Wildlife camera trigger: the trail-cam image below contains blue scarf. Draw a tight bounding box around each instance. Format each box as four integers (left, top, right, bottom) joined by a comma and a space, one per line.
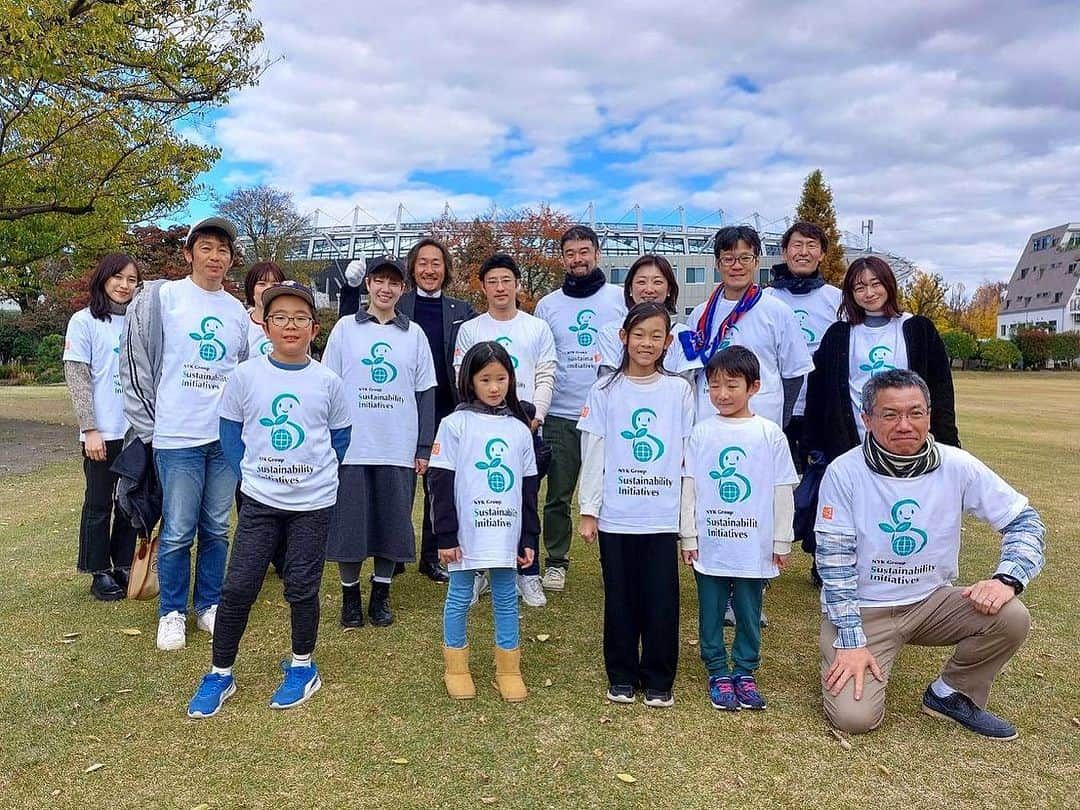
679, 283, 762, 363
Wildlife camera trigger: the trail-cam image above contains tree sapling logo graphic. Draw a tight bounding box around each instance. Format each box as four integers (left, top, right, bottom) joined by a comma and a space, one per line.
188, 316, 227, 361
709, 446, 751, 503
793, 309, 815, 343
475, 437, 514, 493
619, 408, 665, 462
859, 345, 896, 375
259, 394, 306, 451
495, 336, 519, 368
878, 498, 928, 557
362, 341, 398, 384
568, 309, 598, 347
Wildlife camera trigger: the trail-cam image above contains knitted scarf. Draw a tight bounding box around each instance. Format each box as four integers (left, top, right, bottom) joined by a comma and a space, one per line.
679, 283, 762, 363
770, 263, 825, 294
562, 268, 607, 299
862, 431, 941, 478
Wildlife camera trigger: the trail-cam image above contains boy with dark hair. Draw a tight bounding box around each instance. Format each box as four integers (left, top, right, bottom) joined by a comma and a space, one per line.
187, 281, 352, 717
681, 346, 798, 712
322, 258, 437, 627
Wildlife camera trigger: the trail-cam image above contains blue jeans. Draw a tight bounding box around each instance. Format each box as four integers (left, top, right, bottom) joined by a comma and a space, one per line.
444, 568, 518, 649
155, 441, 236, 617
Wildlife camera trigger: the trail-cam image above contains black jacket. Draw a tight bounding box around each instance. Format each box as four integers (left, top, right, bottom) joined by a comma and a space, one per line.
111, 438, 162, 538
803, 315, 959, 462
395, 291, 477, 403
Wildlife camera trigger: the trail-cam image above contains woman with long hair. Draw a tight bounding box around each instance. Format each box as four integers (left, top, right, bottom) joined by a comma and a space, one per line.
63, 253, 142, 600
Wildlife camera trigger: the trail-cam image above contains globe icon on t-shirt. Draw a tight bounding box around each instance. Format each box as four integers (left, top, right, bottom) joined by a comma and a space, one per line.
892, 533, 919, 557
487, 469, 507, 493
633, 439, 655, 462
271, 427, 293, 451
199, 343, 217, 361
371, 365, 389, 384
719, 480, 741, 503
577, 331, 593, 347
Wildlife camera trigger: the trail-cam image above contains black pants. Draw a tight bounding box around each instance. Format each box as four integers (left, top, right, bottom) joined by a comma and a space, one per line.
78, 439, 136, 573
418, 472, 439, 567
212, 497, 333, 669
783, 415, 807, 475
598, 531, 680, 691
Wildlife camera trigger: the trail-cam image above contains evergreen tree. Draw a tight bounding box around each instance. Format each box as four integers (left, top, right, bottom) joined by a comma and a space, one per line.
795, 169, 846, 285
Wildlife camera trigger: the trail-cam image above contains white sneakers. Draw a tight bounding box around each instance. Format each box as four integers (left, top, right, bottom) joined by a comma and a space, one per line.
517, 575, 547, 607
156, 604, 218, 651
541, 567, 566, 592
156, 611, 186, 651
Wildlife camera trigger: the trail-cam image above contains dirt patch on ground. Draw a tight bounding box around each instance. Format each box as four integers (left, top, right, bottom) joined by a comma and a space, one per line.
0, 418, 76, 476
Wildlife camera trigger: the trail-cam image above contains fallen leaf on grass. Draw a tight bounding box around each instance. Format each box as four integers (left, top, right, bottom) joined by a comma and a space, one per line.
599, 716, 612, 724
593, 748, 603, 758
60, 638, 78, 645
84, 763, 105, 774
828, 728, 852, 750
687, 639, 698, 646
118, 628, 141, 636
62, 632, 80, 639
116, 689, 133, 695
192, 804, 210, 810
535, 634, 550, 642
734, 775, 747, 787
616, 773, 636, 784
50, 790, 61, 798
480, 798, 498, 805
1072, 717, 1080, 728
390, 757, 409, 765
1034, 671, 1045, 679
876, 764, 892, 777
543, 678, 552, 687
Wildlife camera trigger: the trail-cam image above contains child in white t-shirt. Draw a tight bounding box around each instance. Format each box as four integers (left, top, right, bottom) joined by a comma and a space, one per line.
187, 281, 352, 719
429, 341, 539, 702
578, 303, 695, 708
683, 345, 797, 712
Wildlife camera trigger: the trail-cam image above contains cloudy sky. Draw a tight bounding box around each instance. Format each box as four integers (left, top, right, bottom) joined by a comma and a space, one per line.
179, 0, 1080, 288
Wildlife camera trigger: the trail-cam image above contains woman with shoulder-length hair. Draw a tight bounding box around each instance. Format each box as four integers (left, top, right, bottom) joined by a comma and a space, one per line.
804, 256, 959, 464
63, 253, 142, 601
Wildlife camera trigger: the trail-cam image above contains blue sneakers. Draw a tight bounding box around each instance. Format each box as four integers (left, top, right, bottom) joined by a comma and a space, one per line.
270, 661, 322, 710
606, 684, 636, 703
733, 675, 767, 710
708, 676, 739, 711
921, 686, 1018, 740
187, 673, 236, 719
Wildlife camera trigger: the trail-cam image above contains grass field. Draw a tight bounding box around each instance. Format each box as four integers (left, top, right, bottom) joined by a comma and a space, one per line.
0, 374, 1076, 809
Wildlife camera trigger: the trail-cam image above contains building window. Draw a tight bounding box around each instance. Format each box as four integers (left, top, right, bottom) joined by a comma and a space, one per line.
1004, 299, 1010, 309
1020, 268, 1028, 279
1055, 292, 1063, 303
1001, 325, 1007, 337
684, 306, 694, 316
714, 267, 722, 283
685, 266, 705, 284
609, 267, 628, 284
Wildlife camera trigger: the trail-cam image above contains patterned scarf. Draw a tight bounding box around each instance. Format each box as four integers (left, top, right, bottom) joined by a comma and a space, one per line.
679, 283, 762, 363
862, 431, 941, 478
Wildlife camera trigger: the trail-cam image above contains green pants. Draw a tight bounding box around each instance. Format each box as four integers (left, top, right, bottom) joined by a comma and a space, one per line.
694, 571, 765, 677
541, 415, 581, 571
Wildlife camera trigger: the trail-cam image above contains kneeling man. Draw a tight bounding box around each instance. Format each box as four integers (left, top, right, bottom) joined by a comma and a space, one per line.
815, 369, 1044, 739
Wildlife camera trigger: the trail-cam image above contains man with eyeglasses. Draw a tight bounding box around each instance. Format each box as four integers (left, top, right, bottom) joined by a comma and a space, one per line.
816, 369, 1044, 740
682, 226, 812, 429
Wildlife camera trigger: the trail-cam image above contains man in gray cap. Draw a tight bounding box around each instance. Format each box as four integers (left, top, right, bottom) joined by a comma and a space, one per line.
121, 216, 250, 652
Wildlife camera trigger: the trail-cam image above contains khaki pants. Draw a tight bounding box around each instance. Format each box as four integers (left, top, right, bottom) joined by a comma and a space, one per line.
820, 586, 1030, 734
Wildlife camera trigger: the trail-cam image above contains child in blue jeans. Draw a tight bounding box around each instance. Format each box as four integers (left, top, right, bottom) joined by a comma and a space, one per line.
428, 341, 539, 702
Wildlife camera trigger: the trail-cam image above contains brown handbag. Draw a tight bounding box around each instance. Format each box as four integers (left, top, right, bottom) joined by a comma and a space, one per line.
127, 533, 160, 600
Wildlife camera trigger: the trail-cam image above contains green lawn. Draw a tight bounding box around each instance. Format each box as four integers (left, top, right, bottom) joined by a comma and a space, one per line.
0, 373, 1076, 809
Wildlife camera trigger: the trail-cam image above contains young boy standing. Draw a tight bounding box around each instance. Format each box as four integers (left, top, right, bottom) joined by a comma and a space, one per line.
187, 281, 352, 717
682, 346, 798, 711
322, 258, 437, 628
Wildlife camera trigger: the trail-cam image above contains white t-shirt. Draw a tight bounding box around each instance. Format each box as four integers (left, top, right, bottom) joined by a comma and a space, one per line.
322, 316, 437, 467
595, 320, 697, 375
453, 311, 557, 401
219, 356, 351, 511
534, 285, 627, 419
245, 313, 273, 360
815, 445, 1029, 608
577, 374, 694, 534
153, 277, 248, 449
429, 410, 538, 571
765, 284, 841, 416
686, 293, 813, 426
688, 414, 799, 578
849, 314, 912, 439
63, 308, 127, 442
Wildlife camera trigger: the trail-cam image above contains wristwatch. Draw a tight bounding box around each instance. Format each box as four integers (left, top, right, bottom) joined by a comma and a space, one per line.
992, 573, 1024, 595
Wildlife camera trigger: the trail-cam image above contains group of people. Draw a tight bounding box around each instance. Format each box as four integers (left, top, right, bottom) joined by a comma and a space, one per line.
62, 217, 1045, 740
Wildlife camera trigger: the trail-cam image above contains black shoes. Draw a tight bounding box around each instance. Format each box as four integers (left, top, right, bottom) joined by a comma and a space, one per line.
340, 584, 365, 628
368, 579, 394, 626
921, 686, 1018, 740
419, 560, 450, 583
91, 571, 125, 602
111, 567, 130, 593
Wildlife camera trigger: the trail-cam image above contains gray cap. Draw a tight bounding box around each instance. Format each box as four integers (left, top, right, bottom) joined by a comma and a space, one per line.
186, 216, 238, 248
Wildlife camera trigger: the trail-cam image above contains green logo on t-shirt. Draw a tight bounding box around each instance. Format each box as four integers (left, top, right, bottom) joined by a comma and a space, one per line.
258, 393, 306, 451
619, 408, 665, 462
257, 339, 272, 355
709, 445, 751, 503
878, 499, 928, 557
718, 324, 740, 351
495, 336, 519, 368
793, 309, 815, 343
569, 309, 597, 347
859, 345, 896, 375
362, 341, 398, 385
188, 316, 227, 361
113, 335, 121, 355
475, 437, 515, 493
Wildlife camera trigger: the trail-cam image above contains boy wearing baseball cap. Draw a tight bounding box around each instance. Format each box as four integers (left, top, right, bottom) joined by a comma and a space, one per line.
188, 281, 352, 717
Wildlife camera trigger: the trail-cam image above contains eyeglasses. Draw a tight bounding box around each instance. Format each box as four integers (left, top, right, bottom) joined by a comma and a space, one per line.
267, 314, 314, 327
718, 254, 758, 267
871, 409, 929, 424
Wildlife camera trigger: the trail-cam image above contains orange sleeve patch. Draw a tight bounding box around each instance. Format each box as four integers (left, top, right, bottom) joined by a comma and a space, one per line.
580, 405, 589, 419
431, 442, 441, 456
821, 505, 833, 521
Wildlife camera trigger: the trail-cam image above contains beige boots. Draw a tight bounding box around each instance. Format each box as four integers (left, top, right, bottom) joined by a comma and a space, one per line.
493, 646, 527, 702
442, 645, 527, 702
442, 645, 476, 699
